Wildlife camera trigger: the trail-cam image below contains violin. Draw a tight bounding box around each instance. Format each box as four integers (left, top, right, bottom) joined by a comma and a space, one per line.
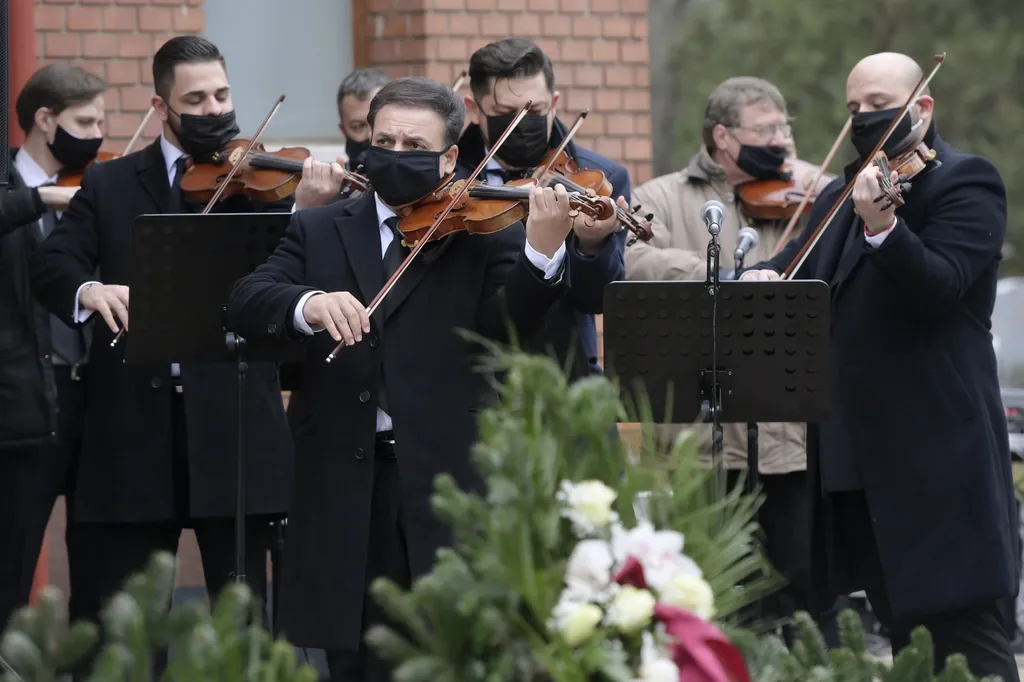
178, 138, 355, 204
173, 95, 367, 211
522, 114, 654, 244
781, 54, 946, 279
56, 151, 119, 187
395, 176, 616, 246
737, 159, 837, 221
325, 100, 538, 362
871, 141, 936, 210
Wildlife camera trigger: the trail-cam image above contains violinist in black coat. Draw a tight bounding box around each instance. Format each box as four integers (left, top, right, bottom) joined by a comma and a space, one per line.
457, 39, 631, 380
29, 37, 293, 631
228, 77, 572, 682
742, 53, 1018, 681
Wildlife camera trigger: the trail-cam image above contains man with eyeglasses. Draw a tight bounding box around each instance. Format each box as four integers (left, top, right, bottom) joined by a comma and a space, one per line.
624, 76, 817, 642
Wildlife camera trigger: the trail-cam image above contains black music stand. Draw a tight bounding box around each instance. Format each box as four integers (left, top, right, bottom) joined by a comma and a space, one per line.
603, 279, 831, 493
124, 212, 303, 598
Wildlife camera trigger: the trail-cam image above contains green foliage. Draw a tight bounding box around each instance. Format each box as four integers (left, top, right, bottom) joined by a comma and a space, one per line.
730, 609, 999, 682
1, 552, 317, 682
667, 0, 1024, 273
363, 341, 779, 682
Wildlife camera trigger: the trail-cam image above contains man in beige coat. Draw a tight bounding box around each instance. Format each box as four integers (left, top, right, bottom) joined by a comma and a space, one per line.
626, 76, 817, 634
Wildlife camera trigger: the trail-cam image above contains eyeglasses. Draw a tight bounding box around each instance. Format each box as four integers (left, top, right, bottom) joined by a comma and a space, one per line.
731, 122, 793, 139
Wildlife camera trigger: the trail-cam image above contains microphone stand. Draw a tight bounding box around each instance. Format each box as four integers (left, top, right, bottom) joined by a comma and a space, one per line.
703, 223, 725, 491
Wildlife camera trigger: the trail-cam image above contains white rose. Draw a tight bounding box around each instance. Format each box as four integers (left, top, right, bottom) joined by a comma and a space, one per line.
660, 573, 716, 620
605, 585, 655, 633
634, 631, 679, 682
557, 480, 619, 537
558, 602, 604, 647
611, 521, 702, 591
564, 540, 616, 603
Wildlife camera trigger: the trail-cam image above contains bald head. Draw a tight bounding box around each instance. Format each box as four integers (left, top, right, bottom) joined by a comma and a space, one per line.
846, 52, 928, 114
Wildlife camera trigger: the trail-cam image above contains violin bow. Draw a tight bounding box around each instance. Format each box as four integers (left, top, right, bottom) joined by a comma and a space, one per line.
452, 70, 469, 92
535, 110, 588, 183
325, 101, 535, 363
123, 106, 155, 157
782, 53, 945, 279
110, 96, 287, 349
200, 94, 286, 214
770, 116, 852, 257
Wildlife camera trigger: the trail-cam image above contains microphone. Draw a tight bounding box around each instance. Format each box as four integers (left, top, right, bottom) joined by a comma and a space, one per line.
701, 200, 725, 236
734, 226, 759, 264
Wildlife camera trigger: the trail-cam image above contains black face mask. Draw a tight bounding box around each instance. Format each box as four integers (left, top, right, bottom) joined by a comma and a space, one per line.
170, 108, 240, 158
49, 125, 103, 170
850, 107, 915, 160
735, 144, 788, 181
362, 146, 446, 207
485, 112, 550, 169
345, 137, 372, 170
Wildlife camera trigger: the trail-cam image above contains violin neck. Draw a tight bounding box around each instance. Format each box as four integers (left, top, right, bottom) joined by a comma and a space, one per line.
249, 153, 305, 174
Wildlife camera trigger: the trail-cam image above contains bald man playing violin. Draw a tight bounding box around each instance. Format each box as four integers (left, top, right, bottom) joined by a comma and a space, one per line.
228, 76, 572, 682
742, 52, 1017, 680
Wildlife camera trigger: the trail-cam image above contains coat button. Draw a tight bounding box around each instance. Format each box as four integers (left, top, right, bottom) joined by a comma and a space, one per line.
358, 390, 370, 403
267, 323, 277, 334
354, 448, 365, 460
150, 377, 162, 388
369, 334, 378, 348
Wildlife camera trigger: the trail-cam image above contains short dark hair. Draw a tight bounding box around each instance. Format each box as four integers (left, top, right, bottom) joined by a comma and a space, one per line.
152, 36, 226, 101
16, 63, 107, 134
468, 38, 555, 101
367, 77, 464, 149
336, 68, 391, 111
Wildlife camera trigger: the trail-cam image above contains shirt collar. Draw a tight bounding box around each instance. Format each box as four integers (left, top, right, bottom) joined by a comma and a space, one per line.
374, 192, 398, 229
160, 134, 186, 179
14, 149, 58, 189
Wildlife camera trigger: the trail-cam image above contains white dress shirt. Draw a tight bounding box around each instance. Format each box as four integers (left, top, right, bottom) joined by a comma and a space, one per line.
74, 135, 187, 376
291, 192, 566, 431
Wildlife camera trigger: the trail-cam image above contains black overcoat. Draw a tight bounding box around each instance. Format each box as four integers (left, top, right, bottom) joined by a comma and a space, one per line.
755, 128, 1018, 622
30, 139, 294, 523
227, 191, 565, 649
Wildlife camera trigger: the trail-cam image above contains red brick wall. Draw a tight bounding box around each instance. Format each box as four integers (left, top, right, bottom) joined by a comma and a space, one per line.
357, 0, 653, 185
33, 0, 205, 152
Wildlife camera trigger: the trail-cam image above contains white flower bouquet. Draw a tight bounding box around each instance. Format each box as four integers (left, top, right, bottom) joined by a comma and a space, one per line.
551, 481, 750, 682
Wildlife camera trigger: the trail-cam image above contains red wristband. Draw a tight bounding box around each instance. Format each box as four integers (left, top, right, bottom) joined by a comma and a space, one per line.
865, 217, 897, 236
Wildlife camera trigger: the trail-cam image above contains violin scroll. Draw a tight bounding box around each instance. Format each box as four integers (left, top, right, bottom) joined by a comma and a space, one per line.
870, 142, 935, 210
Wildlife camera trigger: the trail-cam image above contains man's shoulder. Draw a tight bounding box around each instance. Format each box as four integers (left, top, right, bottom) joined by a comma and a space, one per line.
635, 169, 686, 197
296, 193, 366, 230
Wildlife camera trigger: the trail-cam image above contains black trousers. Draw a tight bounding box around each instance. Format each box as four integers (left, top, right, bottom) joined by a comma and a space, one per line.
326, 440, 411, 682
726, 469, 830, 641
69, 389, 274, 677
0, 366, 86, 629
832, 491, 1019, 681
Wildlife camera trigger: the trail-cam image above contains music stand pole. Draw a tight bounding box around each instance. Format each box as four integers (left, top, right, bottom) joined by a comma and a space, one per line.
124, 212, 305, 617
703, 221, 725, 491
226, 332, 247, 583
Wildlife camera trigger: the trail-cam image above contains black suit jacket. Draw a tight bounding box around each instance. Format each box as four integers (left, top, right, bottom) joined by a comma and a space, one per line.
29, 139, 295, 523
753, 126, 1017, 622
227, 191, 565, 649
0, 153, 62, 448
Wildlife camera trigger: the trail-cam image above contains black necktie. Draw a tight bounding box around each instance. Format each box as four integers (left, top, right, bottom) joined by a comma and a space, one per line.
382, 216, 404, 282
377, 216, 404, 416
170, 156, 189, 212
